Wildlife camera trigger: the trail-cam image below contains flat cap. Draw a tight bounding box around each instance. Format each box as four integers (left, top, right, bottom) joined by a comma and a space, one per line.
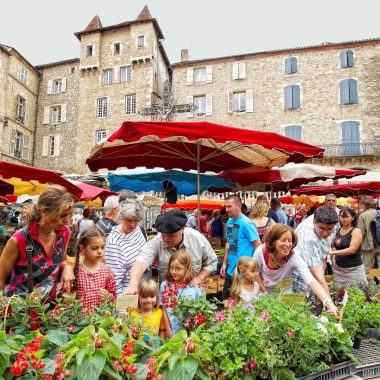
154, 209, 187, 233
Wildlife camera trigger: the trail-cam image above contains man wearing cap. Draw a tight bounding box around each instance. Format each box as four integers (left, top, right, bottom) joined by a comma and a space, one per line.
124, 209, 217, 294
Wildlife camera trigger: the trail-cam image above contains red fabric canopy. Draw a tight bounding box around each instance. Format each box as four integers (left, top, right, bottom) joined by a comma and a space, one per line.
86, 121, 324, 172
75, 182, 116, 202
0, 179, 14, 196
163, 199, 225, 211
291, 182, 380, 198
218, 163, 366, 192
0, 161, 83, 199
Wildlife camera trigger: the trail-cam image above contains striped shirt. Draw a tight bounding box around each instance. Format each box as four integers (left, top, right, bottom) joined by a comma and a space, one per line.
105, 226, 151, 295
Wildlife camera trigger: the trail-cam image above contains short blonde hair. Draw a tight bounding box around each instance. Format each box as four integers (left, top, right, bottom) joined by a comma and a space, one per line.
230, 257, 259, 300
138, 279, 159, 309
249, 200, 270, 219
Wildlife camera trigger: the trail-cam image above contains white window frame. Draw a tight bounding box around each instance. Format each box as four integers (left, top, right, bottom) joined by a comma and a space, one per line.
14, 130, 22, 158
97, 98, 108, 118
51, 106, 62, 124
20, 66, 27, 84
232, 61, 246, 79
86, 44, 94, 57
193, 95, 206, 115
96, 130, 107, 143
113, 42, 121, 55
137, 35, 145, 48
125, 94, 136, 115
193, 67, 206, 83
16, 96, 26, 124
233, 92, 246, 112
120, 66, 132, 82
102, 69, 113, 85
53, 79, 63, 94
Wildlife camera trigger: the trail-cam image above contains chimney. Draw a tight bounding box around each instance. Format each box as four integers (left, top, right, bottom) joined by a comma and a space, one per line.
181, 49, 189, 62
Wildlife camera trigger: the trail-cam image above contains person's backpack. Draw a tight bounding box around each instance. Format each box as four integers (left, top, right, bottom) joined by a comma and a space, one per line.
370, 210, 380, 247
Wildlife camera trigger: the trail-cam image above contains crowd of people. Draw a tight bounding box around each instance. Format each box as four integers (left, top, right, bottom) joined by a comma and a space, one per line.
0, 185, 379, 339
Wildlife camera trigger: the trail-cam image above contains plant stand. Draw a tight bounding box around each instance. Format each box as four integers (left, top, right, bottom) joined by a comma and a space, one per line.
354, 340, 380, 379
297, 361, 357, 380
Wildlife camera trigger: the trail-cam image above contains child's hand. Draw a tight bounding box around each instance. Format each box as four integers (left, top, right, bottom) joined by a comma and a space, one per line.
99, 288, 110, 299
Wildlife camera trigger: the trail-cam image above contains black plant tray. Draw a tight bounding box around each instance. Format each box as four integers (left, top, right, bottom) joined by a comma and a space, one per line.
297, 361, 356, 380
354, 340, 380, 379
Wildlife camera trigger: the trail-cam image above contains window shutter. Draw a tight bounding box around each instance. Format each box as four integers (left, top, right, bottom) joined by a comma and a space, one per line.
341, 121, 360, 155
228, 91, 233, 113
114, 66, 119, 82
54, 135, 61, 156
92, 44, 96, 56
10, 129, 16, 155
61, 78, 67, 92
43, 107, 50, 124
42, 136, 49, 156
340, 51, 348, 68
291, 57, 297, 73
347, 50, 354, 67
349, 79, 358, 103
232, 62, 239, 80
47, 80, 53, 94
22, 134, 30, 160
284, 85, 292, 109
24, 100, 29, 125
206, 94, 213, 116
187, 68, 193, 85
206, 66, 213, 83
239, 62, 246, 79
246, 90, 254, 112
186, 96, 194, 117
61, 104, 67, 122
292, 85, 300, 108
340, 80, 349, 104
285, 58, 292, 74
285, 125, 302, 141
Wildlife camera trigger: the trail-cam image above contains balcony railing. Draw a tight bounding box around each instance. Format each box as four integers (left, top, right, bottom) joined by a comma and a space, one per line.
320, 142, 380, 157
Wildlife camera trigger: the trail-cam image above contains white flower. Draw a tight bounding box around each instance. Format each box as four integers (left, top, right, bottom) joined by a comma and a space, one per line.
320, 316, 329, 324
334, 323, 344, 333
316, 323, 328, 334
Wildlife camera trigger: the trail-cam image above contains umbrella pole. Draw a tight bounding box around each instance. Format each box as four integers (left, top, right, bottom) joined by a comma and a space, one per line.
197, 141, 201, 232
270, 182, 274, 199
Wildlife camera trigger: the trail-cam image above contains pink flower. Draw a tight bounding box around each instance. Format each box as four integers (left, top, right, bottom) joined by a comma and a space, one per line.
245, 303, 254, 310
264, 278, 270, 285
215, 311, 225, 322
260, 310, 270, 322
225, 297, 236, 310
114, 360, 123, 372
287, 329, 296, 337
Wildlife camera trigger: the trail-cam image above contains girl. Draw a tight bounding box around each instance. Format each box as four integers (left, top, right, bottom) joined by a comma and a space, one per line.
131, 280, 166, 339
249, 201, 275, 243
159, 249, 202, 337
74, 227, 116, 308
230, 257, 261, 303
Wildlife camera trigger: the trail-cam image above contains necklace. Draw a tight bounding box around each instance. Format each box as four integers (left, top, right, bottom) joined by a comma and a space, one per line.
270, 253, 286, 269
81, 261, 100, 274
39, 228, 55, 242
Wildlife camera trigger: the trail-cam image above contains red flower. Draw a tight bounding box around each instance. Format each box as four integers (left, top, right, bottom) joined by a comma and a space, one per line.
195, 312, 207, 325
10, 359, 29, 377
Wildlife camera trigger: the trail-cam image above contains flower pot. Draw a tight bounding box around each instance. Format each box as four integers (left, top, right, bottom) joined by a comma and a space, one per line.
353, 337, 362, 349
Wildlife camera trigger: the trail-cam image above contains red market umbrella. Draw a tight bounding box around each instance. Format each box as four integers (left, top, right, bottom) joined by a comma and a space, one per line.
0, 161, 83, 199
74, 182, 116, 202
0, 179, 14, 196
163, 199, 225, 211
291, 182, 380, 198
218, 163, 366, 192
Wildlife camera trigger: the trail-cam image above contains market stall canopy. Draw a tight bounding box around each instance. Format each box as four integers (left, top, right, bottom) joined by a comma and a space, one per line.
218, 163, 366, 192
291, 181, 380, 198
0, 161, 83, 199
86, 121, 325, 173
0, 179, 14, 196
163, 199, 225, 211
107, 168, 234, 196
70, 181, 116, 202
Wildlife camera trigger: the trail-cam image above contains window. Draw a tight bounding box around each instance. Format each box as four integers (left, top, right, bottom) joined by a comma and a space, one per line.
113, 42, 121, 55
340, 50, 354, 68
51, 106, 62, 124
97, 98, 108, 118
125, 95, 136, 114
341, 121, 360, 155
71, 67, 76, 73
16, 96, 26, 124
193, 68, 206, 83
86, 45, 94, 57
233, 92, 246, 112
42, 135, 60, 157
14, 130, 22, 157
10, 129, 30, 159
120, 66, 132, 82
284, 125, 302, 141
284, 85, 300, 109
53, 79, 63, 94
285, 57, 298, 74
96, 130, 107, 143
138, 35, 145, 47
194, 96, 206, 115
340, 79, 358, 104
102, 69, 113, 85
232, 61, 246, 79
49, 136, 56, 156
20, 66, 27, 84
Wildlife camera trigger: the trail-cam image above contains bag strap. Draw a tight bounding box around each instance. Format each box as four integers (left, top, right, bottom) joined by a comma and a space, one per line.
25, 230, 34, 293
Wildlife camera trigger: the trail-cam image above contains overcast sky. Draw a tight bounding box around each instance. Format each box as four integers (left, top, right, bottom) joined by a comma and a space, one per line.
1, 0, 380, 66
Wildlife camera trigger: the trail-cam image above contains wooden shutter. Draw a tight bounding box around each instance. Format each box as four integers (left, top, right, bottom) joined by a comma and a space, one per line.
24, 100, 29, 126
285, 58, 292, 74
42, 136, 49, 156
239, 62, 246, 79
10, 129, 16, 155
347, 50, 354, 67
246, 90, 254, 112
292, 85, 300, 108
114, 66, 119, 82
284, 85, 292, 109
341, 121, 360, 155
61, 78, 67, 92
291, 57, 297, 73
340, 80, 349, 104
340, 51, 348, 68
47, 80, 53, 94
187, 68, 193, 85
349, 79, 358, 103
232, 62, 239, 79
54, 135, 61, 156
228, 91, 233, 113
92, 44, 96, 57
187, 96, 194, 117
61, 104, 67, 122
22, 134, 30, 159
285, 125, 302, 141
206, 66, 213, 83
206, 94, 213, 116
43, 106, 50, 124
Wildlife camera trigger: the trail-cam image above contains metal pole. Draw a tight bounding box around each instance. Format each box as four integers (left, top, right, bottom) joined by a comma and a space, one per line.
196, 141, 201, 232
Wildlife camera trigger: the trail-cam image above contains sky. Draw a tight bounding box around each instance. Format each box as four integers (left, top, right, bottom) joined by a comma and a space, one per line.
1, 0, 380, 66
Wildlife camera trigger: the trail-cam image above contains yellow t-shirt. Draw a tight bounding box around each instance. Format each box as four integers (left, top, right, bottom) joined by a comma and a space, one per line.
131, 308, 165, 336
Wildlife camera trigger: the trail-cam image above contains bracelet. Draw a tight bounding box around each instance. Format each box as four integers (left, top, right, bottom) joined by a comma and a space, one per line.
322, 299, 332, 307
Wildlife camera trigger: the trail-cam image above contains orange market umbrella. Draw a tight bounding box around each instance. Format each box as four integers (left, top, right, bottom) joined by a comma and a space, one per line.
163, 199, 225, 211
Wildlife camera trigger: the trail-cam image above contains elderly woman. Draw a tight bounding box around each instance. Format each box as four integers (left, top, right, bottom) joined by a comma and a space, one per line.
249, 200, 276, 243
105, 199, 151, 295
0, 185, 75, 298
254, 224, 338, 316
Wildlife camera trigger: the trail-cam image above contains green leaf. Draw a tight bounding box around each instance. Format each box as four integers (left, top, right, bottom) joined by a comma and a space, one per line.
77, 325, 95, 340
0, 348, 10, 376
41, 358, 55, 375
45, 329, 70, 346
195, 367, 211, 380
169, 356, 199, 380
102, 361, 122, 380
169, 329, 187, 344
77, 350, 106, 380
76, 348, 87, 367
168, 352, 180, 370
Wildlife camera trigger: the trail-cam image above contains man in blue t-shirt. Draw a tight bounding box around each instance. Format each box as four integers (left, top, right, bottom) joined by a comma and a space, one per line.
220, 194, 261, 299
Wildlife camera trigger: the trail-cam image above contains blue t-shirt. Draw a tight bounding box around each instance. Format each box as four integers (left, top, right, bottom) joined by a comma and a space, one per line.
225, 214, 259, 276
159, 281, 202, 334
276, 209, 288, 224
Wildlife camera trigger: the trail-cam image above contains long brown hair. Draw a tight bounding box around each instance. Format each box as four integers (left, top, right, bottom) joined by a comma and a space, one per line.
230, 257, 259, 300
165, 249, 194, 284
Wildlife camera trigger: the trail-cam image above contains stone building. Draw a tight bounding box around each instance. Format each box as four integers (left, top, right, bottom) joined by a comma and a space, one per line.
172, 41, 380, 172
0, 44, 40, 166
33, 6, 170, 173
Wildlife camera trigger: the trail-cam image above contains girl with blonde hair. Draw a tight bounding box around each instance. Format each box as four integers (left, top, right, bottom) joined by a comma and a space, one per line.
249, 200, 275, 242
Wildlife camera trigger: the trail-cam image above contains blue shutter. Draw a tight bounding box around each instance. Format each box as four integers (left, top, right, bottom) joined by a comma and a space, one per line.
340, 80, 349, 104
349, 79, 358, 103
292, 85, 300, 108
290, 57, 297, 73
340, 51, 348, 68
285, 57, 292, 74
347, 50, 354, 67
284, 85, 292, 109
285, 125, 302, 140
341, 121, 360, 155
